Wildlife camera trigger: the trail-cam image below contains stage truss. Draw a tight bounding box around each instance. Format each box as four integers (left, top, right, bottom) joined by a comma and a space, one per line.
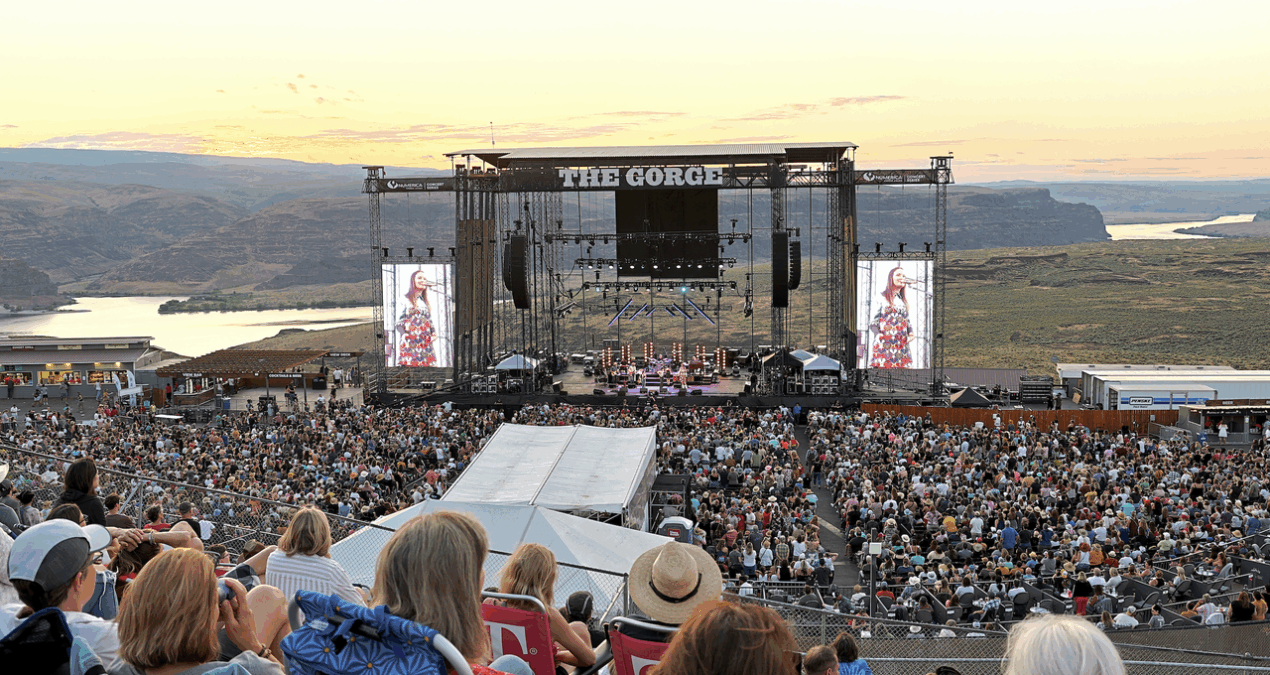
361, 147, 952, 396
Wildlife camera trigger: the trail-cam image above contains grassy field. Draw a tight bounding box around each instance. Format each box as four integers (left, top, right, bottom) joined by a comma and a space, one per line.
236, 238, 1270, 376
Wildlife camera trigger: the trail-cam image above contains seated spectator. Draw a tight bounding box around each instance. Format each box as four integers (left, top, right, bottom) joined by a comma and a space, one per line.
141, 505, 170, 532
1112, 606, 1138, 629
804, 645, 838, 675
1004, 614, 1126, 675
492, 543, 595, 669
111, 548, 286, 675
1148, 605, 1165, 629
563, 591, 605, 648
266, 507, 365, 607
0, 519, 118, 662
103, 494, 132, 529
371, 511, 532, 675
622, 541, 724, 641
53, 458, 107, 527
1230, 592, 1256, 623
651, 601, 797, 675
833, 631, 873, 675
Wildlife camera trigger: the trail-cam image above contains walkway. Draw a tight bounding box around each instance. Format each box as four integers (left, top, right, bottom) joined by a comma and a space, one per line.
793, 423, 858, 592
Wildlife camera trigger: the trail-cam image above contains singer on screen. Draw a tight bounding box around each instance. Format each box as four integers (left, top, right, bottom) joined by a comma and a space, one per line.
394, 270, 439, 367
868, 265, 913, 369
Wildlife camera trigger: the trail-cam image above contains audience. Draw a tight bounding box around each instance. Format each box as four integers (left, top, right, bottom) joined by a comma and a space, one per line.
266, 507, 366, 608
492, 543, 595, 669
803, 645, 838, 675
112, 548, 286, 675
1003, 614, 1126, 675
832, 632, 873, 675
54, 457, 107, 527
371, 510, 531, 675
622, 541, 724, 641
651, 601, 797, 675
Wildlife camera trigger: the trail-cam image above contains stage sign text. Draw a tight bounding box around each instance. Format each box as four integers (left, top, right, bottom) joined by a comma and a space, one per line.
558, 167, 724, 189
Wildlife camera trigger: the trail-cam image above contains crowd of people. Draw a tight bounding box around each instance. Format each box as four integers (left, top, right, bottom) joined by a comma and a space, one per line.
4, 395, 1270, 673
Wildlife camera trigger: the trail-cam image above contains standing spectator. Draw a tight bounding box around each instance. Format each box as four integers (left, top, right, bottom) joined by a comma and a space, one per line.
650, 602, 797, 675
53, 457, 108, 527
103, 494, 133, 529
1005, 615, 1125, 675
1072, 573, 1093, 615
832, 631, 873, 675
266, 508, 365, 608
1230, 592, 1256, 622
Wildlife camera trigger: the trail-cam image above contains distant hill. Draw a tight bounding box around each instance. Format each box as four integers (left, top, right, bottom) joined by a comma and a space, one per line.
1257, 208, 1270, 222
0, 258, 64, 311
974, 179, 1270, 224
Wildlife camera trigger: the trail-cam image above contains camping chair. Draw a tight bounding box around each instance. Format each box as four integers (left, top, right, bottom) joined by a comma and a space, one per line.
0, 607, 104, 675
284, 591, 473, 675
605, 617, 677, 675
481, 592, 556, 675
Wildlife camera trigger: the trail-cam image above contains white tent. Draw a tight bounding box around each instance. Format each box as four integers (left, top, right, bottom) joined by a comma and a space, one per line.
442, 424, 659, 526
494, 354, 539, 371
330, 501, 669, 612
800, 354, 841, 372
790, 349, 815, 361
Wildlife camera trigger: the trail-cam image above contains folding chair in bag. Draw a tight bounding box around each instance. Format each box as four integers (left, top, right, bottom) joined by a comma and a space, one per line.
0, 607, 106, 675
606, 617, 676, 675
283, 590, 473, 675
481, 592, 556, 675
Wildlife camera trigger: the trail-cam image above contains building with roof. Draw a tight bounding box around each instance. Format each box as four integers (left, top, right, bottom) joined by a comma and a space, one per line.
0, 335, 177, 400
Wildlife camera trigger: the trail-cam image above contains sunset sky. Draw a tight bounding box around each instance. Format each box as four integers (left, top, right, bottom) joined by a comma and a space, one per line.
2, 0, 1266, 182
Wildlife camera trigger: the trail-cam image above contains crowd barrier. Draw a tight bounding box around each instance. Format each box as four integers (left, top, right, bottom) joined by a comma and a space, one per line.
860, 404, 1177, 431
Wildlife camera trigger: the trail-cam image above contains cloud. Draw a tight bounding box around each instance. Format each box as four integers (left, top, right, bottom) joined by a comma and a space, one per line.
315, 97, 327, 105
827, 95, 906, 106
304, 119, 648, 145
894, 139, 967, 147
1073, 158, 1127, 163
592, 110, 685, 118
297, 74, 305, 79
286, 83, 298, 93
310, 84, 318, 89
216, 89, 226, 94
24, 131, 207, 153
0, 124, 16, 129
723, 95, 903, 122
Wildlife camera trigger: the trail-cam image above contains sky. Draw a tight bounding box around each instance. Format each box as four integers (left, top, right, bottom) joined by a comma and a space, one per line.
2, 0, 1267, 182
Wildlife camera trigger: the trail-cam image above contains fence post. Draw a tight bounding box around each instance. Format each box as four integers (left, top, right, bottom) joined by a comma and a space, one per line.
819, 611, 826, 645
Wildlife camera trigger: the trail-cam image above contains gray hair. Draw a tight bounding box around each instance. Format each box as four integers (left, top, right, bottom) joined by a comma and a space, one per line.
1004, 615, 1126, 675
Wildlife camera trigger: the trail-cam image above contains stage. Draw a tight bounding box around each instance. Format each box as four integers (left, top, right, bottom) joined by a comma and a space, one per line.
554, 363, 749, 397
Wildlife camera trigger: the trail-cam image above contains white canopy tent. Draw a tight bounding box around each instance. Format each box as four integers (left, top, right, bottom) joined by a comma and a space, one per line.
494, 354, 539, 371
442, 424, 659, 527
799, 354, 841, 372
330, 501, 669, 613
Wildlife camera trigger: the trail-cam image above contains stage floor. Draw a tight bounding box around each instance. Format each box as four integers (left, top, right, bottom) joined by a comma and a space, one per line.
555, 367, 749, 396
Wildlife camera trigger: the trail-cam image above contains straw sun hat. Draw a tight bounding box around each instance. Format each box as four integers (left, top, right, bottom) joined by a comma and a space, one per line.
629, 542, 724, 625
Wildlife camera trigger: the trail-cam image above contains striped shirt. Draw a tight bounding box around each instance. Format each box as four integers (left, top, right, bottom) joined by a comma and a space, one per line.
266, 551, 366, 608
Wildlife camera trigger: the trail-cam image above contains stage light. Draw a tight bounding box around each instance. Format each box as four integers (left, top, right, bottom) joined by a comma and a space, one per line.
652, 264, 658, 269
677, 264, 682, 269
594, 286, 601, 293
730, 281, 737, 289
680, 286, 689, 294
575, 237, 582, 245
608, 264, 614, 270
407, 247, 414, 257
875, 243, 882, 253
925, 242, 932, 253
428, 247, 435, 257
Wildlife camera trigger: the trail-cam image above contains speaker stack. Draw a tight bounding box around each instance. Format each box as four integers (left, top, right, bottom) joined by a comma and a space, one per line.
771, 231, 789, 308
504, 235, 530, 309
789, 240, 801, 290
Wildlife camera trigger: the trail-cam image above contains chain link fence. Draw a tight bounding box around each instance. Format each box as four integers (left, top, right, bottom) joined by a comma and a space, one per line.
2, 444, 630, 623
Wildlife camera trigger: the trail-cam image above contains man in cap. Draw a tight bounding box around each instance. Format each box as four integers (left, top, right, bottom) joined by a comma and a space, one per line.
619, 541, 724, 642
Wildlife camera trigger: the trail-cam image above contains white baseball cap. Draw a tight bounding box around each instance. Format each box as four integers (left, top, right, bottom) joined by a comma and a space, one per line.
9, 520, 111, 591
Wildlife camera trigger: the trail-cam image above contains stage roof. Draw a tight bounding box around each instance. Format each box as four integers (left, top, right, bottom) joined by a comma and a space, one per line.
446, 142, 856, 168
155, 349, 327, 377
441, 423, 657, 515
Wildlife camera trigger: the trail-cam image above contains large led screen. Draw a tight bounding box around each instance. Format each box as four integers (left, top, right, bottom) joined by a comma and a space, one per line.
856, 260, 932, 370
615, 188, 719, 279
382, 263, 454, 368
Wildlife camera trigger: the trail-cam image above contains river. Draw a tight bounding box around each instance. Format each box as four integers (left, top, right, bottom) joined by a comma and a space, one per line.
1104, 213, 1258, 240
0, 296, 372, 356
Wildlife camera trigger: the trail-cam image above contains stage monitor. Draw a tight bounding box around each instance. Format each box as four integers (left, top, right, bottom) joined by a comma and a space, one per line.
382, 263, 454, 368
856, 260, 933, 370
615, 188, 719, 279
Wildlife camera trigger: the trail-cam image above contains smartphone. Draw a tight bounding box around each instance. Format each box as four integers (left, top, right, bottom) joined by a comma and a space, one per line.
217, 580, 233, 602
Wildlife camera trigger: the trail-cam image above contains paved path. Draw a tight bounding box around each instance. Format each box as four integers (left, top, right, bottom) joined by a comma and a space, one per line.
793, 423, 858, 592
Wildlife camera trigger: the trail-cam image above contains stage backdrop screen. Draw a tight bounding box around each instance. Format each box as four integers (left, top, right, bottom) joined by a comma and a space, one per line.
382, 263, 454, 368
856, 260, 932, 370
615, 188, 719, 279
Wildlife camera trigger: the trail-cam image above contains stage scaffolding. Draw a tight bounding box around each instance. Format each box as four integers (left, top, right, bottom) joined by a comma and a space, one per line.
361, 145, 951, 397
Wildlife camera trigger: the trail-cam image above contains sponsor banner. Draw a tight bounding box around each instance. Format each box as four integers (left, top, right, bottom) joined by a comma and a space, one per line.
854, 169, 935, 185
374, 177, 452, 192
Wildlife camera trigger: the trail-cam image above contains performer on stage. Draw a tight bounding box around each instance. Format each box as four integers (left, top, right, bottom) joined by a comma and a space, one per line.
868, 265, 914, 369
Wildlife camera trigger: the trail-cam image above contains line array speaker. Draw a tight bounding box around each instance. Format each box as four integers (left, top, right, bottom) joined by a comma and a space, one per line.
771, 231, 789, 308
789, 240, 802, 290
505, 235, 530, 309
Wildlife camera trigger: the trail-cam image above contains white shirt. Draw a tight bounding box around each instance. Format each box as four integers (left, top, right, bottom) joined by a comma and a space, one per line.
0, 604, 118, 662
266, 551, 366, 609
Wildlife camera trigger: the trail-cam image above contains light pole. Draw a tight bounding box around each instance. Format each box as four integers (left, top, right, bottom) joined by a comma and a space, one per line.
868, 541, 883, 617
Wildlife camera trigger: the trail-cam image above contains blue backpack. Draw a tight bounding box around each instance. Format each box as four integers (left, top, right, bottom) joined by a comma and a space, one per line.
281, 591, 448, 675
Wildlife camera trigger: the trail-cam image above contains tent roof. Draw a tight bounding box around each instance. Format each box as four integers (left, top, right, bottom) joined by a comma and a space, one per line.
800, 354, 841, 371
155, 349, 326, 377
494, 354, 539, 370
330, 501, 669, 597
949, 387, 994, 408
789, 349, 815, 361
762, 350, 806, 369
442, 424, 657, 514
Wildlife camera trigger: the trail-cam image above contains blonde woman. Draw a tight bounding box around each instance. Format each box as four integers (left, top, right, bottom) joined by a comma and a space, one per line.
266, 507, 366, 607
492, 543, 595, 669
372, 511, 532, 675
113, 548, 287, 675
